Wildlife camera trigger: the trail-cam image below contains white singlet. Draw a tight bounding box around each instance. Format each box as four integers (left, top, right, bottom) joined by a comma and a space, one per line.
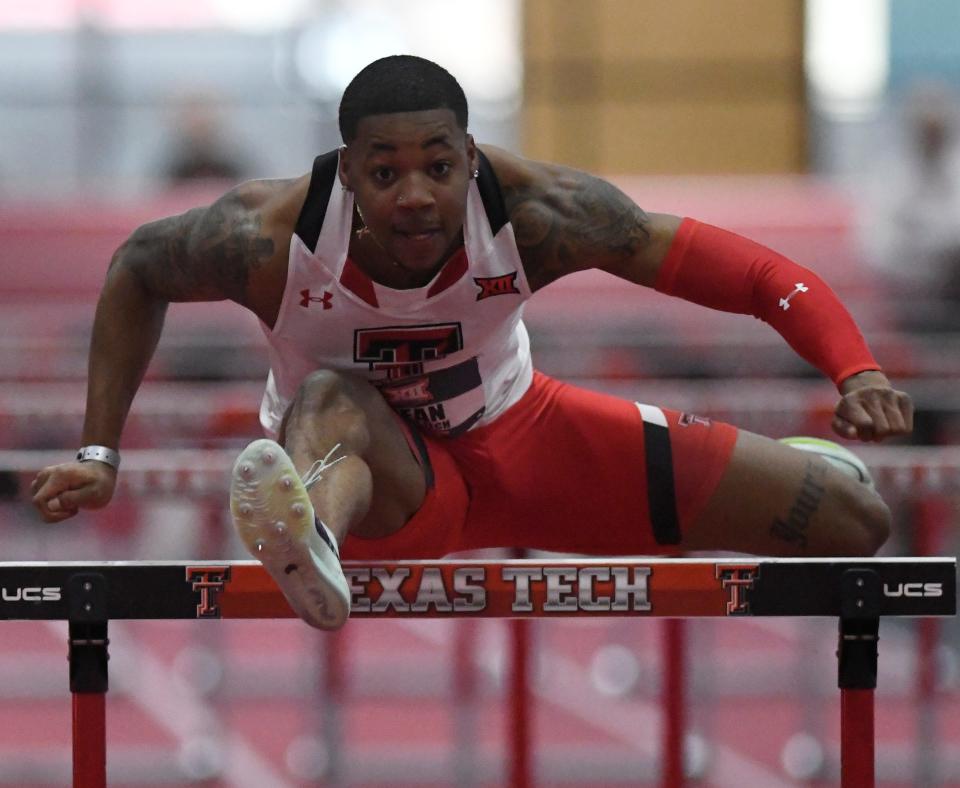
259, 150, 534, 438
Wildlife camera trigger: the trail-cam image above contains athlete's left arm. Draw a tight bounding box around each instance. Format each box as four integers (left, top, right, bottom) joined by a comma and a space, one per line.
491, 147, 912, 442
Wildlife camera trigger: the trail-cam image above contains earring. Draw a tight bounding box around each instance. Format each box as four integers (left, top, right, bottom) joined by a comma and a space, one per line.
473, 169, 479, 178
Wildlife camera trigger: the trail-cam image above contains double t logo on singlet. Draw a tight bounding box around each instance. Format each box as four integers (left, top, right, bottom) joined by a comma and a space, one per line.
355, 323, 464, 368
353, 322, 485, 435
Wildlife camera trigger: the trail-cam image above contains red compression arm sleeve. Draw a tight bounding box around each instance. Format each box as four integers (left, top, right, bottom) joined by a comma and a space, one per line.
654, 218, 880, 385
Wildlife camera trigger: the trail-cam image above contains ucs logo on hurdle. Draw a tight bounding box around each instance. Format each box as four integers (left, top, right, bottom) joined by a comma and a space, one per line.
883, 582, 943, 598
0, 586, 61, 603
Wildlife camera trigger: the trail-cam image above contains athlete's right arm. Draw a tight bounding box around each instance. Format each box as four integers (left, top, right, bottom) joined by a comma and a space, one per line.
31, 179, 294, 523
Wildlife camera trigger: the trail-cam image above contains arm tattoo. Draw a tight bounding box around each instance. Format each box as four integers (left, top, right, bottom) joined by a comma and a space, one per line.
120, 187, 278, 304
769, 460, 827, 550
504, 171, 651, 289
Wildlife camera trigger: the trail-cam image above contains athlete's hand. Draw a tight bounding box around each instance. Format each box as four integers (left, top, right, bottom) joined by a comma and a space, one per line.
30, 461, 117, 523
833, 370, 913, 442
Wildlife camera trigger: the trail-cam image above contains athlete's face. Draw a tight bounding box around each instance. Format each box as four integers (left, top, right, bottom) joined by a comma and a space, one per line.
339, 109, 478, 273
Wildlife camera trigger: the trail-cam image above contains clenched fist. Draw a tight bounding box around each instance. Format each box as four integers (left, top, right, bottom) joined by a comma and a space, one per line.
833, 370, 914, 442
31, 461, 117, 523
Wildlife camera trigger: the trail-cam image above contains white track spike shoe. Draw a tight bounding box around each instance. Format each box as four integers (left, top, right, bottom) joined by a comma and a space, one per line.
230, 439, 350, 630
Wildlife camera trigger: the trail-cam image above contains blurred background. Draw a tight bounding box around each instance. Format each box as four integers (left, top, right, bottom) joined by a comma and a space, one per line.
1, 1, 959, 786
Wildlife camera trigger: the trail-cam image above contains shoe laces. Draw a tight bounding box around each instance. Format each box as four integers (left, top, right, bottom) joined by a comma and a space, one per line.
301, 443, 347, 490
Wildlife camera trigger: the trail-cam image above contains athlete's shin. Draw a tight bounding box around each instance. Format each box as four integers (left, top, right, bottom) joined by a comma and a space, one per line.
282, 370, 379, 543
298, 450, 373, 545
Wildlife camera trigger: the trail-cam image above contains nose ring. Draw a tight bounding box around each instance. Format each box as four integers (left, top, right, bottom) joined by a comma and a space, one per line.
397, 194, 406, 204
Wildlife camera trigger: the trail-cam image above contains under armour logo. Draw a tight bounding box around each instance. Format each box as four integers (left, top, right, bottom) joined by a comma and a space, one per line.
778, 282, 808, 311
300, 289, 333, 309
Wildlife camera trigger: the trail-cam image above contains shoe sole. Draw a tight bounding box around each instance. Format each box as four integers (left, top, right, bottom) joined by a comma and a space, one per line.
230, 438, 350, 630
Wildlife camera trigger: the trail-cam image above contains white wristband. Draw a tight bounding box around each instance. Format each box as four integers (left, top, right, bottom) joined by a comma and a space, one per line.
76, 445, 121, 470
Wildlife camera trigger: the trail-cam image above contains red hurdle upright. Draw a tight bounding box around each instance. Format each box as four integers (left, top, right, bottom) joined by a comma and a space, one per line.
662, 618, 687, 787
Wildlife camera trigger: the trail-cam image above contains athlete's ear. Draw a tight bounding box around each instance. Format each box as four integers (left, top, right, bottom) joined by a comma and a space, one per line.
465, 134, 478, 176
337, 144, 353, 191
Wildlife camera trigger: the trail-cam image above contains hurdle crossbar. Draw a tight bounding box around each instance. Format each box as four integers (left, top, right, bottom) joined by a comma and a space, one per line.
0, 557, 953, 621
0, 558, 955, 788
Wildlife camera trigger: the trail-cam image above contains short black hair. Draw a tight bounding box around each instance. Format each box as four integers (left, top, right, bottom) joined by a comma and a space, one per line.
338, 55, 468, 144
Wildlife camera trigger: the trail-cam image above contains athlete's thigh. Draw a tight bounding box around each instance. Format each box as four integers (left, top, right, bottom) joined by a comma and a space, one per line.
680, 429, 886, 556
459, 375, 735, 555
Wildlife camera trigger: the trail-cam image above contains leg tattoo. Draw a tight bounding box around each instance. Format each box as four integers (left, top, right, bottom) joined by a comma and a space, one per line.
769, 460, 827, 550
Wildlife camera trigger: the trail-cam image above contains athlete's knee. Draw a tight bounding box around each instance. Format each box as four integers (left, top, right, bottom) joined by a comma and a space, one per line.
291, 370, 381, 450
830, 479, 891, 556
854, 487, 892, 555
297, 369, 374, 407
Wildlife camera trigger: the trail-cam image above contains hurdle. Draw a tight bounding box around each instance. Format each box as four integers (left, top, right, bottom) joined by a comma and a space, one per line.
0, 557, 953, 788
5, 447, 960, 784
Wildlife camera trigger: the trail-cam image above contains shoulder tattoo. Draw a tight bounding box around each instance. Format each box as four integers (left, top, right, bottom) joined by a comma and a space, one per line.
503, 171, 650, 289
122, 189, 278, 304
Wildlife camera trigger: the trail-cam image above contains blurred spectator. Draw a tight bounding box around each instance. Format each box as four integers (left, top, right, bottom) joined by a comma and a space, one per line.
159, 91, 249, 185
860, 81, 960, 333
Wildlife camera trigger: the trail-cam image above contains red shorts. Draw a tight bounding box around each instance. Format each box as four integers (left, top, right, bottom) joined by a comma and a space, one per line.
342, 371, 738, 560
